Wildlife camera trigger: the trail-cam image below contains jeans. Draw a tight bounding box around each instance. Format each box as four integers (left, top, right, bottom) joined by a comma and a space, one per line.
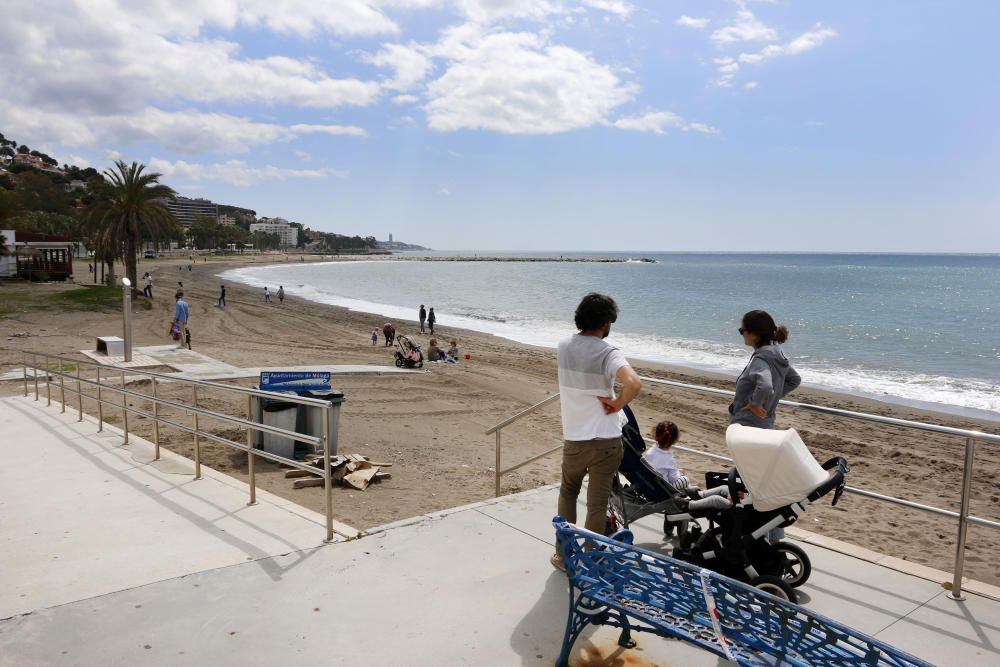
557, 437, 623, 539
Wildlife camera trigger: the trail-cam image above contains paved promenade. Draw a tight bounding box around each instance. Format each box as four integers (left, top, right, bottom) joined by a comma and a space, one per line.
2, 395, 999, 665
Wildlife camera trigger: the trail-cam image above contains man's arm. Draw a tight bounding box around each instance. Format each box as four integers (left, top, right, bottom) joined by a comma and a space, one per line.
598, 364, 641, 414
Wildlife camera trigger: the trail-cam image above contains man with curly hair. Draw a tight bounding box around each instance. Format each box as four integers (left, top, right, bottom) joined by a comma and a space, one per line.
552, 293, 641, 571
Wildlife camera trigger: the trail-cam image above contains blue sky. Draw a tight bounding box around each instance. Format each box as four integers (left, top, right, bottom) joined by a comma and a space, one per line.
3, 1, 998, 252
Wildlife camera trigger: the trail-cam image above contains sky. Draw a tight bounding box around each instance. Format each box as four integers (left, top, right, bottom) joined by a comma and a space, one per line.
2, 0, 999, 252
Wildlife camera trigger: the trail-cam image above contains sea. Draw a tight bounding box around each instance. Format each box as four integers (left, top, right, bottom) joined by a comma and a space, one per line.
220, 252, 1000, 421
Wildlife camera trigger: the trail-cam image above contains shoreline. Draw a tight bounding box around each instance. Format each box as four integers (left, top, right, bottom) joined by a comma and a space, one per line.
221, 258, 1000, 424
2, 253, 999, 585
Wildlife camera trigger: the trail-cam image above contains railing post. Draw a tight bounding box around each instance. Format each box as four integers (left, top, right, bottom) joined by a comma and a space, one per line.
323, 404, 334, 542
22, 353, 28, 397
46, 356, 51, 406
59, 370, 66, 413
120, 369, 129, 445
96, 367, 103, 431
33, 353, 39, 401
246, 394, 256, 505
495, 430, 502, 497
76, 366, 83, 421
151, 376, 160, 459
192, 385, 201, 479
949, 437, 976, 601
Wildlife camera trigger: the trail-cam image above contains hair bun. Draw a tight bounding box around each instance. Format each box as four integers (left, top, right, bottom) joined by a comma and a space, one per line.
773, 325, 789, 343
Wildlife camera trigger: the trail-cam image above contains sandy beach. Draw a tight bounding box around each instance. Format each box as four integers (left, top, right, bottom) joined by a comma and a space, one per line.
2, 254, 999, 585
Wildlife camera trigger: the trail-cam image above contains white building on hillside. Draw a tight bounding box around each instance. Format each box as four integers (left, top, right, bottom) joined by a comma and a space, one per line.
250, 220, 298, 247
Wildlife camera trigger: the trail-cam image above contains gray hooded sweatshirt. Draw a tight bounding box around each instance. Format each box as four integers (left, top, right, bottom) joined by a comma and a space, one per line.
728, 344, 801, 428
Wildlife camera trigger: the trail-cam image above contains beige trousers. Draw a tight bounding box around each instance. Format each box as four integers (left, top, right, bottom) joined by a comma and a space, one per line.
556, 437, 623, 537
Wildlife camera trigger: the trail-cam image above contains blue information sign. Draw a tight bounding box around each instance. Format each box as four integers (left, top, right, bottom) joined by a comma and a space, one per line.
260, 371, 332, 392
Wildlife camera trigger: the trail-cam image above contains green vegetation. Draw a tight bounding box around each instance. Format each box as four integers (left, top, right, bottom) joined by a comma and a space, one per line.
0, 283, 150, 316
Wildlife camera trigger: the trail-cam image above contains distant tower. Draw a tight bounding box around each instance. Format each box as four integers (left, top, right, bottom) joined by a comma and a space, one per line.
389, 233, 393, 243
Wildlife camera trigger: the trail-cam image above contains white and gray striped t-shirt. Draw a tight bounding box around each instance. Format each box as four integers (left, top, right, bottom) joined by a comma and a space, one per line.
557, 334, 628, 441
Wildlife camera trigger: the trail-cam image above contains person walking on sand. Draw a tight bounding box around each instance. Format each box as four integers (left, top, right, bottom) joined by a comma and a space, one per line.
382, 323, 395, 347
278, 286, 284, 304
427, 307, 436, 334
371, 327, 379, 345
729, 309, 801, 543
264, 286, 271, 303
217, 285, 226, 308
174, 292, 189, 350
143, 272, 153, 298
419, 304, 426, 333
552, 293, 641, 572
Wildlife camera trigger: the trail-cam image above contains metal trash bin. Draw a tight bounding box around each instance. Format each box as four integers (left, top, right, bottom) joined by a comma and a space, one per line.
253, 392, 301, 460
298, 390, 345, 457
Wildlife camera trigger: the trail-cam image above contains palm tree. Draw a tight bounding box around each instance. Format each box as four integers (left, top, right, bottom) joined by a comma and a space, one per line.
88, 161, 176, 291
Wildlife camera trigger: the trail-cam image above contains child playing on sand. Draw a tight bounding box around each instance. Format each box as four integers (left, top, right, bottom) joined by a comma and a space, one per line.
185, 327, 192, 350
446, 340, 459, 363
371, 327, 379, 345
645, 420, 732, 512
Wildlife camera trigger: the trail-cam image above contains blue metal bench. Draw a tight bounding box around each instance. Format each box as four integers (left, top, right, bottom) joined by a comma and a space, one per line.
553, 517, 933, 667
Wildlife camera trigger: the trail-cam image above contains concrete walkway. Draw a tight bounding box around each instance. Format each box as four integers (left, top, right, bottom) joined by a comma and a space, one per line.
2, 396, 1000, 665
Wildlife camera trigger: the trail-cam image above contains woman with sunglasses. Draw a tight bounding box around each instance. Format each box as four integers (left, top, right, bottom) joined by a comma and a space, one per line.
729, 310, 802, 429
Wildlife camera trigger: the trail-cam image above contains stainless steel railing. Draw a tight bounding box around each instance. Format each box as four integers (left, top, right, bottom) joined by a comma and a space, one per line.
485, 374, 1000, 601
21, 351, 342, 542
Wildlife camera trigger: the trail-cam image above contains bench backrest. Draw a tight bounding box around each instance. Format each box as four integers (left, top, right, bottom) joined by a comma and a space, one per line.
554, 518, 932, 667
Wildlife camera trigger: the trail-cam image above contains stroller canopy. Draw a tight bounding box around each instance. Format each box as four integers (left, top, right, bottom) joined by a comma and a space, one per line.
725, 424, 829, 512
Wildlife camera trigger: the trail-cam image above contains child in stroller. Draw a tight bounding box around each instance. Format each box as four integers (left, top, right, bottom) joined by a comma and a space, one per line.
644, 419, 734, 519
608, 407, 848, 603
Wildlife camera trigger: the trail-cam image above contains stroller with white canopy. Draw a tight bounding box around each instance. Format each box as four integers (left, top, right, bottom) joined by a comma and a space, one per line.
672, 423, 849, 603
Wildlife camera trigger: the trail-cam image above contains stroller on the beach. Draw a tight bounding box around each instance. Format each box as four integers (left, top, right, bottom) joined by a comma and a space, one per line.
393, 335, 424, 369
607, 406, 848, 603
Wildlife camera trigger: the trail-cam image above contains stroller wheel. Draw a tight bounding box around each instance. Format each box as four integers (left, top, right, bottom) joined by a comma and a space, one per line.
774, 542, 811, 588
750, 575, 797, 604
394, 357, 405, 368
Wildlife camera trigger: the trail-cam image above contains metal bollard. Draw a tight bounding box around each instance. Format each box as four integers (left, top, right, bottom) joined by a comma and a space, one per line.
949, 437, 976, 601
76, 366, 83, 421
323, 404, 333, 542
96, 367, 103, 431
495, 430, 502, 497
192, 385, 201, 479
120, 369, 129, 445
246, 394, 256, 505
151, 376, 160, 459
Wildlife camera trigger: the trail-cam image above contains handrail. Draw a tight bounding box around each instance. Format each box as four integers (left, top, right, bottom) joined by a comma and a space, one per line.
485, 378, 1000, 602
21, 351, 341, 542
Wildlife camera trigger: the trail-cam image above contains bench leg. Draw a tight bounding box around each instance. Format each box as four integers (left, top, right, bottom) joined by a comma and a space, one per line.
557, 589, 589, 667
617, 612, 637, 649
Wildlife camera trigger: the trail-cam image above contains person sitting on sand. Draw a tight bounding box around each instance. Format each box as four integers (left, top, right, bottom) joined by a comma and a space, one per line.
427, 338, 447, 362
644, 420, 732, 514
446, 340, 460, 363
382, 323, 395, 347
371, 327, 379, 345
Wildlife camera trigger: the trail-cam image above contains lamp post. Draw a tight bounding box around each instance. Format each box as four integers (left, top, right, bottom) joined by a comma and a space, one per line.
121, 277, 132, 362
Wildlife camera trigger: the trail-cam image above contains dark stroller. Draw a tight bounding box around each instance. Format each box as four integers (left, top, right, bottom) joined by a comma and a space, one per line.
608, 406, 848, 603
393, 335, 423, 369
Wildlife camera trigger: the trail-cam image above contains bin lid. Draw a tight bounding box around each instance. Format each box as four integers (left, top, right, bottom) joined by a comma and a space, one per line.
254, 389, 302, 411
299, 389, 345, 404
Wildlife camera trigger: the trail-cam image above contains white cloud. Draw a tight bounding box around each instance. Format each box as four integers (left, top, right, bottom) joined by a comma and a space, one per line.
438, 186, 450, 195
366, 42, 434, 91
581, 1, 632, 18
738, 24, 836, 65
424, 27, 636, 134
149, 158, 347, 187
743, 80, 759, 90
448, 150, 464, 158
711, 7, 777, 46
392, 94, 420, 104
712, 23, 835, 87
803, 120, 826, 127
0, 103, 365, 153
610, 111, 718, 135
675, 16, 709, 30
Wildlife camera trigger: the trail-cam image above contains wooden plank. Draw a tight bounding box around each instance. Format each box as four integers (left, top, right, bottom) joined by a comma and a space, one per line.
373, 472, 392, 481
284, 469, 318, 479
293, 478, 325, 489
342, 467, 378, 490
367, 461, 393, 468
